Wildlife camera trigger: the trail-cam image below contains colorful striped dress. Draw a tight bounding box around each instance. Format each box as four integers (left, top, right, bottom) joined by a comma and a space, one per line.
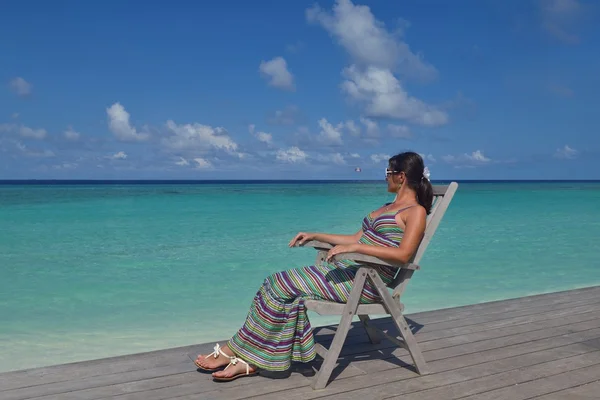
227, 205, 411, 371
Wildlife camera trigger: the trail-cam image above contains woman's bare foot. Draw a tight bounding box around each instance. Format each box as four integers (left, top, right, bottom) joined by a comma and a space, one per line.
194, 343, 233, 371
212, 356, 258, 380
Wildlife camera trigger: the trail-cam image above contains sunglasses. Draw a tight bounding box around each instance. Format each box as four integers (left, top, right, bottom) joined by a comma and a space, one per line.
385, 168, 401, 177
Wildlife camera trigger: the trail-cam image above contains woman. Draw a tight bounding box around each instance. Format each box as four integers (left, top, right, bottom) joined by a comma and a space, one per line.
194, 151, 433, 381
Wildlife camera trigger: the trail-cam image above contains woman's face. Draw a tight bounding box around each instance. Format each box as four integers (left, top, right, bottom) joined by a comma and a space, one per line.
385, 166, 401, 193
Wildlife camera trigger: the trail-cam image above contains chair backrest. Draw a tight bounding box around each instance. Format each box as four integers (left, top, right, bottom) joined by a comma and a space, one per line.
412, 182, 459, 265
388, 182, 459, 292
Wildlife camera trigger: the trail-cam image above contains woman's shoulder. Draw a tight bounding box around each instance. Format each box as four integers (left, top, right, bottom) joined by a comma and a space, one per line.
395, 204, 426, 220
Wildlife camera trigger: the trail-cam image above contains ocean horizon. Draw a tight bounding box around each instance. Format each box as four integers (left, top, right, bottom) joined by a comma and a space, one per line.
2, 179, 600, 183
1, 180, 599, 373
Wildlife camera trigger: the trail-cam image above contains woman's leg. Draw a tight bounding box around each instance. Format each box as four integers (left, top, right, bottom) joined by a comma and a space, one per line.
198, 263, 395, 378
220, 263, 377, 375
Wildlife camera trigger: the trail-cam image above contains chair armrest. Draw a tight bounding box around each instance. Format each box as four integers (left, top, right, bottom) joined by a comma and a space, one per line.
331, 253, 420, 270
297, 240, 334, 250
296, 241, 419, 270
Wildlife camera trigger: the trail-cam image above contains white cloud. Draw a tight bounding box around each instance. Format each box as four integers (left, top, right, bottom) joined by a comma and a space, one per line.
64, 128, 80, 141
111, 151, 127, 160
443, 150, 491, 165
316, 118, 344, 145
341, 65, 448, 126
175, 157, 190, 166
467, 150, 491, 162
306, 0, 437, 81
193, 157, 213, 169
248, 124, 273, 145
9, 77, 32, 97
349, 153, 360, 158
259, 57, 295, 91
20, 125, 46, 139
419, 153, 436, 163
315, 152, 346, 165
163, 120, 239, 155
539, 0, 582, 44
267, 105, 300, 125
15, 141, 54, 157
276, 146, 307, 163
330, 153, 346, 165
256, 132, 273, 145
370, 153, 390, 164
554, 144, 577, 159
52, 163, 77, 170
307, 1, 448, 128
345, 120, 361, 137
388, 124, 411, 138
360, 117, 379, 137
107, 103, 150, 142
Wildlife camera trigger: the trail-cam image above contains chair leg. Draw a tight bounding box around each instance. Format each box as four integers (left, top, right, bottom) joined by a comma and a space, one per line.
366, 269, 430, 375
388, 311, 429, 374
358, 315, 381, 344
311, 269, 368, 390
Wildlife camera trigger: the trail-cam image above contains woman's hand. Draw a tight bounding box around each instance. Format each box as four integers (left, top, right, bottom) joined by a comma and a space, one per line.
288, 232, 316, 247
326, 244, 357, 263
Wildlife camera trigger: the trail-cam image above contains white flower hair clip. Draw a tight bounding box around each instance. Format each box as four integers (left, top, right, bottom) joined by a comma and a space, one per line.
423, 166, 431, 181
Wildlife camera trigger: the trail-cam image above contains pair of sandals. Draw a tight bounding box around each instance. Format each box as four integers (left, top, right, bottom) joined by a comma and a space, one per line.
194, 343, 259, 382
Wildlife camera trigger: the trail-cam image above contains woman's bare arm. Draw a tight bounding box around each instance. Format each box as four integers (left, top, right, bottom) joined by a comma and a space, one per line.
312, 230, 363, 245
326, 207, 426, 264
289, 229, 363, 247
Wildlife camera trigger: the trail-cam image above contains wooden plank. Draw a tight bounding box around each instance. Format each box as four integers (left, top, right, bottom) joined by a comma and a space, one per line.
318, 351, 600, 400
12, 309, 600, 400
0, 343, 212, 392
455, 363, 600, 400
166, 320, 600, 400
195, 364, 366, 400
243, 326, 600, 400
1, 295, 598, 394
315, 289, 600, 346
532, 380, 600, 399
373, 286, 600, 327
358, 315, 381, 344
1, 295, 598, 396
1, 362, 195, 400
344, 288, 600, 345
323, 300, 600, 360
354, 309, 600, 374
110, 363, 364, 400
0, 287, 598, 399
314, 295, 600, 345
369, 296, 600, 336
32, 372, 307, 400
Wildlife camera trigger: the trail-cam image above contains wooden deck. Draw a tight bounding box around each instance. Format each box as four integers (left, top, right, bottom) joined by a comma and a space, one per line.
1, 286, 600, 400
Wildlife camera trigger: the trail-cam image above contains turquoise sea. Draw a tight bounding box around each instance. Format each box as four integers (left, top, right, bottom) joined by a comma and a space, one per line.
1, 181, 600, 373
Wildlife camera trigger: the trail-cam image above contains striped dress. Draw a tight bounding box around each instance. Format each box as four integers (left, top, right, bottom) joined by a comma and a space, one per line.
227, 205, 412, 371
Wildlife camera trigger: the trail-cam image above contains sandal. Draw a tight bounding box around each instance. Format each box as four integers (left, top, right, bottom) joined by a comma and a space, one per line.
213, 355, 259, 382
194, 343, 230, 372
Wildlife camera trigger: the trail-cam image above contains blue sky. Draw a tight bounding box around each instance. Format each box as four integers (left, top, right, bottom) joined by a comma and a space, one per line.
1, 0, 598, 180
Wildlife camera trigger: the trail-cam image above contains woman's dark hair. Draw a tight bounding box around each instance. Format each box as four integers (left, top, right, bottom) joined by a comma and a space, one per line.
388, 151, 433, 214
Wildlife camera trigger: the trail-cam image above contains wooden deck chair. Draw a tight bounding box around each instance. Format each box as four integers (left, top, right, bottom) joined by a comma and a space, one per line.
297, 182, 458, 390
